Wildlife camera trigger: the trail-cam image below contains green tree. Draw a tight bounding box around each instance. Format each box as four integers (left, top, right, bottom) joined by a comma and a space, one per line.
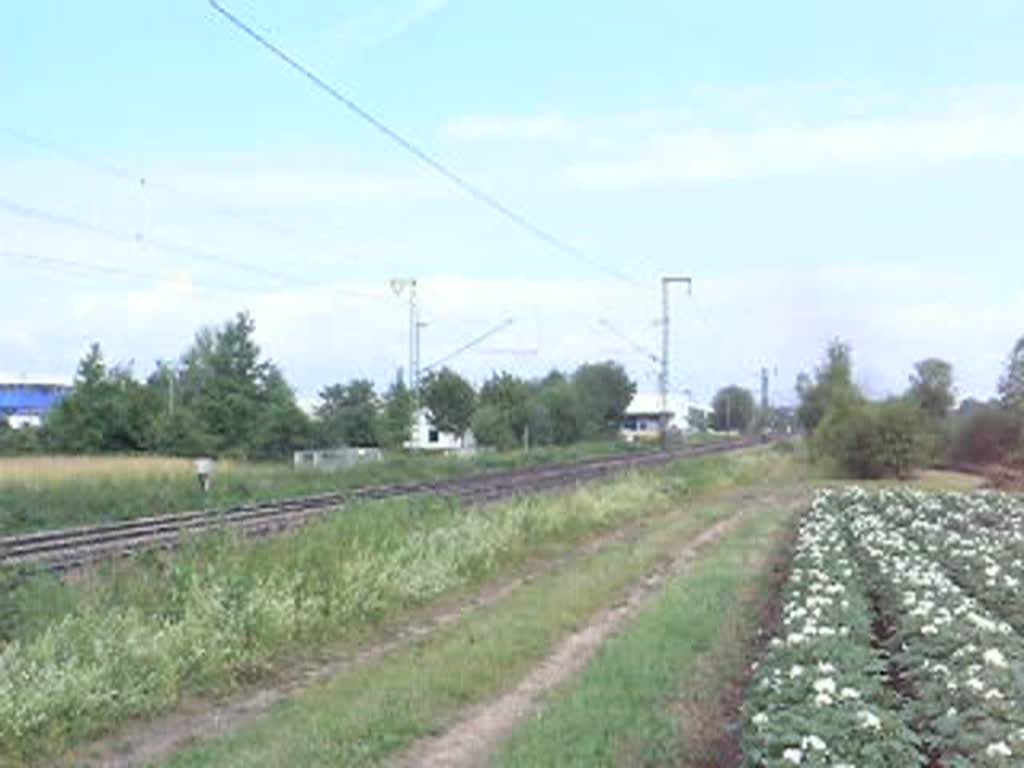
316, 379, 379, 447
479, 371, 530, 440
571, 361, 636, 438
379, 371, 415, 449
0, 421, 43, 455
538, 378, 582, 445
149, 407, 216, 457
45, 343, 109, 452
999, 336, 1024, 412
523, 396, 554, 446
46, 344, 157, 453
175, 312, 307, 458
471, 404, 517, 449
951, 400, 1022, 464
710, 386, 756, 432
816, 397, 926, 479
908, 358, 956, 420
421, 367, 476, 441
796, 339, 861, 432
251, 368, 312, 459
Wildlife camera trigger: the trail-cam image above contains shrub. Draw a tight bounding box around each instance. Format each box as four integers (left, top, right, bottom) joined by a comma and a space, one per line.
950, 403, 1022, 464
471, 404, 518, 450
815, 398, 927, 478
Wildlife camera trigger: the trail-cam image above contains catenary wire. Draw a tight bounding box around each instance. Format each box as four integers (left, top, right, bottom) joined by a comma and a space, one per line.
0, 248, 257, 293
207, 0, 641, 286
0, 125, 366, 263
0, 197, 387, 301
422, 317, 516, 373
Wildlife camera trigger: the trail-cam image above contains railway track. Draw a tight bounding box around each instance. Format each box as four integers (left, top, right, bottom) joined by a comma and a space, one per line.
0, 440, 757, 572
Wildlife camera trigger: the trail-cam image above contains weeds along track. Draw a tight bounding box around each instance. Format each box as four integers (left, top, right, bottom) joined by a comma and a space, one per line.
0, 440, 756, 572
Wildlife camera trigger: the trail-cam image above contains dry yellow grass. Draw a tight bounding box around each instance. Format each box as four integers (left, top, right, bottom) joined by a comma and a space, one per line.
0, 455, 195, 486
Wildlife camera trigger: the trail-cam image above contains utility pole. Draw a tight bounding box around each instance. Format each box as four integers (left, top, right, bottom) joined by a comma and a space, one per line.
390, 278, 420, 398
415, 320, 428, 403
660, 276, 693, 447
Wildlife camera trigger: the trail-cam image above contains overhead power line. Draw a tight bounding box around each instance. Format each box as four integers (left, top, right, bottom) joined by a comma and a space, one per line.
208, 1, 639, 285
597, 317, 660, 364
0, 125, 363, 263
0, 197, 386, 301
0, 248, 252, 292
422, 317, 516, 373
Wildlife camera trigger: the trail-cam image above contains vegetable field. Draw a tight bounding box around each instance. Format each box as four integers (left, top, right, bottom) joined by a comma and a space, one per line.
744, 487, 1024, 767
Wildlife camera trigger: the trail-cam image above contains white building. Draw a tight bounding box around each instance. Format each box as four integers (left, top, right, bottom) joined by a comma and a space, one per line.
620, 393, 712, 442
405, 407, 476, 452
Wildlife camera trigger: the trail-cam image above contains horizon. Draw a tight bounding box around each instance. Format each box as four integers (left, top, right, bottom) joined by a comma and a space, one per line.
3, 1, 1022, 406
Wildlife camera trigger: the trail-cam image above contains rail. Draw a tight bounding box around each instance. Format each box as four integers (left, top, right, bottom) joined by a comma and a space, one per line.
0, 439, 758, 572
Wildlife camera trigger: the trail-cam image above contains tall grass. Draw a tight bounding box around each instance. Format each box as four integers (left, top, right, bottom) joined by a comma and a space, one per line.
0, 440, 643, 536
0, 455, 194, 484
0, 448, 785, 765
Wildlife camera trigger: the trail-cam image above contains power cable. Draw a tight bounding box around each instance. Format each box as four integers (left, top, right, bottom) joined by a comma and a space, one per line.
0, 248, 253, 292
0, 197, 386, 300
422, 317, 515, 373
597, 317, 660, 364
0, 125, 364, 263
208, 0, 641, 285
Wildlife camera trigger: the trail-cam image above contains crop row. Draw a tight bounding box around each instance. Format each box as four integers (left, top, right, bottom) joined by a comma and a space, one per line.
742, 489, 922, 767
880, 490, 1024, 633
744, 487, 1024, 767
849, 488, 1024, 765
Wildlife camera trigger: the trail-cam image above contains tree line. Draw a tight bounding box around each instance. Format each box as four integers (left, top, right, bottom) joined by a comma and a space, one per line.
794, 335, 1024, 478
317, 361, 637, 451
0, 312, 638, 459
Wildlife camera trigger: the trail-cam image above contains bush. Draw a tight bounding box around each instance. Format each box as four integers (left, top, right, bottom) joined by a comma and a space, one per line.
815, 398, 927, 479
950, 403, 1022, 465
0, 424, 44, 456
471, 405, 518, 450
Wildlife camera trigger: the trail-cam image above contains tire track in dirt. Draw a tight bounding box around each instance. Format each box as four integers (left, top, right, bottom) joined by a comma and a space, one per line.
389, 506, 757, 768
59, 510, 673, 768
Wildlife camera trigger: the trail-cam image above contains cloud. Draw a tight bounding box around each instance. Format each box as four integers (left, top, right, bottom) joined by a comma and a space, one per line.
2, 262, 1016, 407
565, 104, 1024, 188
332, 0, 449, 55
445, 114, 576, 142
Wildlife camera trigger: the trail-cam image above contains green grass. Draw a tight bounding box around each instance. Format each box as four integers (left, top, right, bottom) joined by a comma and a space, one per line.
1, 448, 790, 766
494, 496, 793, 768
0, 440, 655, 536
160, 492, 764, 768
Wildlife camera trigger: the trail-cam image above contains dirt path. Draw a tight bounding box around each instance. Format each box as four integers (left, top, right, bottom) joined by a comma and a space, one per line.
389, 506, 757, 768
60, 511, 669, 768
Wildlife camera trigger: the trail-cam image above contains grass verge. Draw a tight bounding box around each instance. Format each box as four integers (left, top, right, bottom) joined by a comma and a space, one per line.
493, 494, 795, 768
159, 494, 759, 767
1, 448, 790, 766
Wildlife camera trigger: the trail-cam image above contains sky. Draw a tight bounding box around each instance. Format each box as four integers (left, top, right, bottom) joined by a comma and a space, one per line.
1, 0, 1022, 407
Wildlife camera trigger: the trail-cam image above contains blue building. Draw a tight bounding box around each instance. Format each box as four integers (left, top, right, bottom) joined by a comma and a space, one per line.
0, 376, 72, 428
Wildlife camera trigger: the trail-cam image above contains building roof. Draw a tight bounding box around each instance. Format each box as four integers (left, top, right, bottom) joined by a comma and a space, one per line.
0, 374, 73, 388
625, 393, 710, 416
625, 393, 673, 416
